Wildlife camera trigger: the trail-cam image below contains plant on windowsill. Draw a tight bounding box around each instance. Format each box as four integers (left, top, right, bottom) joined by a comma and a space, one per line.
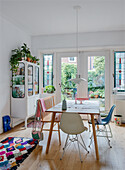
44, 85, 56, 93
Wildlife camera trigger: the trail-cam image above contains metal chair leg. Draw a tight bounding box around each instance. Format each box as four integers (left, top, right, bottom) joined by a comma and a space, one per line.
104, 125, 112, 148
76, 135, 83, 163
88, 132, 93, 148
60, 134, 69, 160
80, 134, 89, 153
108, 124, 113, 138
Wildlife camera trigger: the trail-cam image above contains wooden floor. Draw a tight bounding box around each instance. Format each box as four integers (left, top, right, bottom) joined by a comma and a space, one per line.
0, 122, 125, 170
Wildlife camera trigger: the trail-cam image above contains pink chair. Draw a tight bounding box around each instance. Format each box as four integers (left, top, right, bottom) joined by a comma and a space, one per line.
75, 97, 89, 104
37, 96, 61, 145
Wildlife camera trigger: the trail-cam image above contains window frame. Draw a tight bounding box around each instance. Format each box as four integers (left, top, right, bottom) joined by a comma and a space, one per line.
43, 54, 53, 87
114, 51, 125, 92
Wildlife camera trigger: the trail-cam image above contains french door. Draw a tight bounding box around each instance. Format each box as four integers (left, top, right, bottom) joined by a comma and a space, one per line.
55, 52, 88, 104
55, 50, 110, 110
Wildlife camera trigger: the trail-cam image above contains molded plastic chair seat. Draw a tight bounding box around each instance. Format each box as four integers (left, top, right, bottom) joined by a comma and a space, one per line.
60, 112, 89, 163
88, 118, 110, 126
88, 105, 116, 148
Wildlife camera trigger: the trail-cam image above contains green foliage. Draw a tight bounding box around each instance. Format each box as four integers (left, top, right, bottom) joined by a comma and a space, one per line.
61, 63, 77, 94
10, 48, 22, 73
88, 56, 105, 91
89, 89, 105, 98
88, 56, 105, 98
21, 43, 31, 57
93, 56, 105, 75
89, 92, 95, 98
10, 43, 40, 74
98, 89, 105, 98
44, 85, 56, 93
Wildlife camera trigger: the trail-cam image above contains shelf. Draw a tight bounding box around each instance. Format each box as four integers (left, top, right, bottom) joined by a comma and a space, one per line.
28, 83, 33, 85
28, 74, 33, 76
13, 84, 24, 86
13, 75, 25, 78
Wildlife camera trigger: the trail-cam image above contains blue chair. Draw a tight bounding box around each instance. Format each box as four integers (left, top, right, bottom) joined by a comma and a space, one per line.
89, 105, 116, 148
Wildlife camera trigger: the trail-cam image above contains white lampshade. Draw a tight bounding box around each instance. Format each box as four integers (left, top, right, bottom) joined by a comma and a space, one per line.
68, 74, 87, 84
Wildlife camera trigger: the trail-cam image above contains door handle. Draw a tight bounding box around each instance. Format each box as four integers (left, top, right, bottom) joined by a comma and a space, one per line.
59, 83, 61, 87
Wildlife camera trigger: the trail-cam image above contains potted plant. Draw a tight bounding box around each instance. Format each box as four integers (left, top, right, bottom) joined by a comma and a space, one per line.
89, 92, 95, 98
10, 43, 40, 73
94, 91, 99, 98
31, 56, 40, 64
21, 43, 31, 61
44, 85, 56, 93
10, 48, 22, 74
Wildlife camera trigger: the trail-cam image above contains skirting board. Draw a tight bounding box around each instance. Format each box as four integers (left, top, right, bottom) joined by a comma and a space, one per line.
11, 118, 24, 128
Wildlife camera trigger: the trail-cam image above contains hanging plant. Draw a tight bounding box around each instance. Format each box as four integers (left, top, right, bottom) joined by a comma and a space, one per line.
9, 48, 22, 74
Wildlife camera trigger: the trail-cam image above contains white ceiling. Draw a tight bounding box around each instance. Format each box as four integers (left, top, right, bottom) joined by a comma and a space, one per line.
0, 0, 125, 36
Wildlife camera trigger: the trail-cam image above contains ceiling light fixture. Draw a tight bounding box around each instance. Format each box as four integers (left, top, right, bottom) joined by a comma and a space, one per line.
68, 5, 87, 84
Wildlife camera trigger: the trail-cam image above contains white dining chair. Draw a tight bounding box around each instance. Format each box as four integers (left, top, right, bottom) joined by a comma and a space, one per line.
60, 112, 89, 163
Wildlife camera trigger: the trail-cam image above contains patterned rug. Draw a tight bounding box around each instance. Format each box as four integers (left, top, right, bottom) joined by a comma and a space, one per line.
0, 137, 38, 170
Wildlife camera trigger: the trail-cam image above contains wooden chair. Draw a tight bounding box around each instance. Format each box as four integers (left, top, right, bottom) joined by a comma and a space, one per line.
37, 96, 61, 145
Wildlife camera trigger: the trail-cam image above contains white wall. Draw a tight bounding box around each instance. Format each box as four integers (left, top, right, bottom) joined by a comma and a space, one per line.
0, 16, 31, 133
31, 30, 125, 112
31, 31, 125, 56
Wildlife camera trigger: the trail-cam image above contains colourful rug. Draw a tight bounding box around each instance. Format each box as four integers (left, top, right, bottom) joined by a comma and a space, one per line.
0, 137, 38, 170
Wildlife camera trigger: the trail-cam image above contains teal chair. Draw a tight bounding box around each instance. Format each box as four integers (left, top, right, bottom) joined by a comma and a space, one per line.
89, 105, 116, 148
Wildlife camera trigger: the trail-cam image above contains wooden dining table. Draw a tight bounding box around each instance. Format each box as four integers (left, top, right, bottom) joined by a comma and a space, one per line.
45, 100, 100, 160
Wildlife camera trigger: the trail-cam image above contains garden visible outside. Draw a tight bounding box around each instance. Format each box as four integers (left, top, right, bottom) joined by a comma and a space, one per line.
61, 56, 105, 111
61, 57, 77, 100
88, 56, 105, 111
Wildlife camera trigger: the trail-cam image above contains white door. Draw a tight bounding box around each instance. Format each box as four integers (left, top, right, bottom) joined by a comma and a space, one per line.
55, 52, 88, 104
55, 50, 110, 110
84, 50, 110, 110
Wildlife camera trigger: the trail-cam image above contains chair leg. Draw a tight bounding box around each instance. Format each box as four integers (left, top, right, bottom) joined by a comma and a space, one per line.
58, 123, 61, 145
108, 124, 113, 138
76, 135, 83, 163
87, 115, 91, 132
104, 125, 112, 148
41, 122, 44, 132
88, 133, 93, 148
60, 134, 69, 160
80, 134, 89, 153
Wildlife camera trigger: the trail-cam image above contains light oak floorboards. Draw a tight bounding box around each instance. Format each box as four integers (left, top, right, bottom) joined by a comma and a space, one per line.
0, 122, 125, 170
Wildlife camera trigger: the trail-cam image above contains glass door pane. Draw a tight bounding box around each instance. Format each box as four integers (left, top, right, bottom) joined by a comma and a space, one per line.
35, 66, 39, 95
61, 57, 77, 100
88, 56, 105, 111
12, 62, 25, 98
28, 65, 33, 96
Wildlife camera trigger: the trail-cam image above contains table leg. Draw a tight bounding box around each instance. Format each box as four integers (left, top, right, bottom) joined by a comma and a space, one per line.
91, 115, 99, 160
46, 112, 56, 154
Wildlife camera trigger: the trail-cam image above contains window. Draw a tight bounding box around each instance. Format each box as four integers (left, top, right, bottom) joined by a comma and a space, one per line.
43, 54, 53, 87
114, 51, 125, 92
